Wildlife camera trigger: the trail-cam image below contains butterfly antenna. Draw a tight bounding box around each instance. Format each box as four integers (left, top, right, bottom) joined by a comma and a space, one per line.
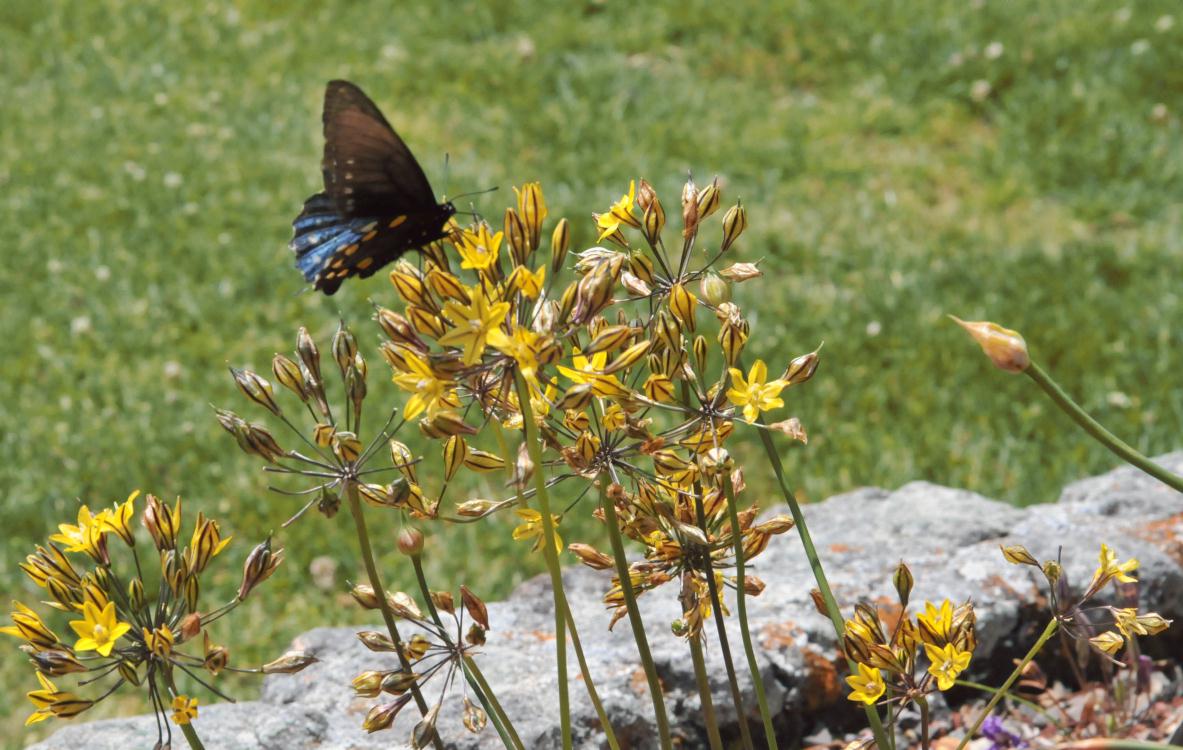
449, 185, 499, 203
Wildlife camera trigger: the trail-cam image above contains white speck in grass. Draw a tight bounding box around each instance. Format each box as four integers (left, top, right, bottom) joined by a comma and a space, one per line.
150, 63, 165, 77
970, 79, 992, 102
59, 396, 72, 411
1155, 15, 1174, 32
47, 258, 63, 274
1107, 391, 1133, 409
182, 202, 198, 215
380, 44, 404, 61
154, 92, 169, 106
984, 42, 1004, 60
516, 35, 536, 59
947, 51, 964, 67
123, 161, 146, 182
866, 320, 882, 337
164, 361, 183, 379
883, 189, 897, 207
70, 316, 92, 336
1131, 39, 1150, 56
90, 106, 104, 120
218, 279, 234, 297
225, 7, 240, 25
1151, 103, 1169, 122
1114, 7, 1132, 24
217, 232, 231, 245
95, 265, 111, 281
163, 172, 183, 189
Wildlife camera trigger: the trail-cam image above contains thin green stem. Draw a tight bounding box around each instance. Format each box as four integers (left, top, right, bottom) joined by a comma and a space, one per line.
690, 636, 725, 750
162, 668, 205, 750
1025, 362, 1183, 493
411, 554, 523, 750
513, 373, 573, 750
723, 474, 778, 749
702, 551, 755, 750
954, 679, 1063, 728
598, 474, 673, 749
754, 420, 892, 749
956, 618, 1058, 750
561, 600, 623, 750
918, 695, 931, 750
345, 483, 443, 750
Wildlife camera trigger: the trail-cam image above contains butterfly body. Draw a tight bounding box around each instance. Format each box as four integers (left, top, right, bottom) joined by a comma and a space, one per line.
290, 80, 454, 295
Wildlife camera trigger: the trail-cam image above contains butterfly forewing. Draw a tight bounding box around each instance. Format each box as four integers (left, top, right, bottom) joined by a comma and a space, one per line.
289, 80, 455, 295
322, 80, 437, 218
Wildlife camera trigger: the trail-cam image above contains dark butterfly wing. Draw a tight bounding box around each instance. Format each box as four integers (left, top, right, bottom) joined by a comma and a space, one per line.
321, 80, 438, 218
291, 192, 454, 295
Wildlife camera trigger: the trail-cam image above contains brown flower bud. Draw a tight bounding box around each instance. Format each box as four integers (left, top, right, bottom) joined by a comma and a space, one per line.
430, 590, 455, 614
681, 174, 699, 238
950, 316, 1030, 373
30, 649, 87, 676
462, 696, 488, 734
357, 630, 397, 652
262, 651, 318, 674
412, 705, 442, 749
238, 537, 283, 601
352, 670, 387, 698
143, 494, 182, 551
718, 261, 761, 282
363, 695, 411, 733
375, 307, 428, 352
397, 528, 424, 556
460, 585, 490, 631
351, 583, 382, 610
782, 346, 821, 385
178, 612, 202, 642
203, 632, 229, 676
381, 670, 420, 695
643, 201, 665, 246
569, 543, 614, 570
231, 367, 281, 415
331, 431, 363, 463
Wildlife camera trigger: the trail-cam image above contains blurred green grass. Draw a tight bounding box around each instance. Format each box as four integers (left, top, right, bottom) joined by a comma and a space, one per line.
2, 0, 1181, 743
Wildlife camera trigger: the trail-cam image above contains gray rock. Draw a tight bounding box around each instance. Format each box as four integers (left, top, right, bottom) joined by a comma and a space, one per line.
30, 455, 1183, 749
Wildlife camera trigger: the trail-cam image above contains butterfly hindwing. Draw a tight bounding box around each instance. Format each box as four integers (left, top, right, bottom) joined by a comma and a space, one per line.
291, 192, 453, 295
289, 80, 456, 295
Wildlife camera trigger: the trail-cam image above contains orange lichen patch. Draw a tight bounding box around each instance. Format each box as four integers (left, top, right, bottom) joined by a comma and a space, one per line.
629, 667, 650, 696
801, 649, 843, 710
828, 543, 857, 554
513, 629, 557, 643
1133, 513, 1183, 567
760, 620, 804, 650
873, 597, 905, 633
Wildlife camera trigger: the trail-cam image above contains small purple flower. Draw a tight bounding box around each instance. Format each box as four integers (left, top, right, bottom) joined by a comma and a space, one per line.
981, 714, 1027, 749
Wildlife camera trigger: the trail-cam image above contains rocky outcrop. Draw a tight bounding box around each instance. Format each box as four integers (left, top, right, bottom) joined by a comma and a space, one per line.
30, 455, 1183, 749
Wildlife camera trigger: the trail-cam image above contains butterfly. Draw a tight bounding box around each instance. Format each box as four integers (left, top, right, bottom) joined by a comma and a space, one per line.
290, 80, 455, 295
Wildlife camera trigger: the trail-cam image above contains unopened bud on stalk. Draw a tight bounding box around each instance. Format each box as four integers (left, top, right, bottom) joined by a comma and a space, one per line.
720, 202, 747, 252
272, 354, 308, 402
351, 583, 382, 610
515, 181, 547, 252
397, 528, 424, 556
460, 585, 490, 630
681, 174, 699, 238
331, 431, 363, 463
696, 178, 721, 220
568, 543, 614, 570
1000, 545, 1040, 566
504, 207, 529, 266
231, 368, 281, 415
262, 651, 318, 674
550, 218, 570, 273
893, 561, 914, 607
239, 537, 283, 601
950, 316, 1030, 373
643, 202, 665, 246
699, 273, 730, 306
332, 321, 358, 377
296, 326, 323, 383
782, 346, 821, 385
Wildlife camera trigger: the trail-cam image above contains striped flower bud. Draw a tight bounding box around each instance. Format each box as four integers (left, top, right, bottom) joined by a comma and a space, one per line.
272, 353, 308, 402
332, 321, 358, 377
720, 201, 747, 252
231, 368, 281, 416
696, 177, 721, 220
550, 218, 570, 273
238, 537, 283, 601
504, 207, 529, 265
443, 435, 468, 481
515, 181, 547, 252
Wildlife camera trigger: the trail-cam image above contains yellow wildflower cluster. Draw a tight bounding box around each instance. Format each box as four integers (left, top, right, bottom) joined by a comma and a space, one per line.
1, 491, 309, 745
841, 564, 977, 707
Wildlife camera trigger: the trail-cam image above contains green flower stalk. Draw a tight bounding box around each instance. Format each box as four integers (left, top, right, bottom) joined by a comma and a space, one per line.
951, 316, 1183, 493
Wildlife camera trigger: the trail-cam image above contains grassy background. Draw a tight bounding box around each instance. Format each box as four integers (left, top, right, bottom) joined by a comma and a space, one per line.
2, 0, 1181, 743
